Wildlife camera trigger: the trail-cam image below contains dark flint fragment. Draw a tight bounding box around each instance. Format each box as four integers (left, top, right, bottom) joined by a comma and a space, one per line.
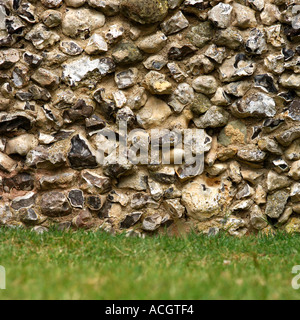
254, 74, 278, 93
168, 45, 196, 61
120, 212, 142, 229
263, 118, 284, 133
68, 135, 98, 169
85, 115, 106, 133
0, 114, 31, 133
86, 195, 102, 211
279, 91, 296, 102
288, 98, 300, 121
63, 99, 94, 123
251, 126, 262, 140
68, 189, 84, 209
282, 48, 295, 61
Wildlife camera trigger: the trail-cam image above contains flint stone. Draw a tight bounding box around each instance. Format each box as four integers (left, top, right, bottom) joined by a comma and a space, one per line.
40, 173, 76, 190
62, 57, 115, 86
237, 145, 267, 162
42, 10, 62, 28
6, 134, 38, 156
120, 212, 143, 229
137, 32, 167, 54
219, 54, 256, 83
11, 192, 36, 211
81, 171, 112, 194
137, 96, 172, 129
40, 191, 72, 217
265, 190, 290, 219
161, 11, 189, 35
142, 213, 162, 231
115, 68, 138, 89
230, 92, 276, 118
276, 127, 300, 146
60, 40, 83, 56
62, 8, 105, 39
112, 41, 143, 65
0, 49, 19, 69
187, 21, 213, 48
68, 135, 98, 169
121, 0, 169, 24
68, 189, 84, 208
289, 161, 300, 181
25, 24, 60, 50
88, 0, 120, 16
267, 171, 292, 192
182, 177, 225, 221
208, 3, 233, 29
85, 34, 108, 55
194, 106, 229, 129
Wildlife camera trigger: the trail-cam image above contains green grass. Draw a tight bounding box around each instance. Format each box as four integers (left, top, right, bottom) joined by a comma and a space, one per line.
0, 228, 300, 300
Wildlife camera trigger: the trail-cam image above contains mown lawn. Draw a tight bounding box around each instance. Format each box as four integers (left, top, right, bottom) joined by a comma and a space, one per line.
0, 228, 300, 300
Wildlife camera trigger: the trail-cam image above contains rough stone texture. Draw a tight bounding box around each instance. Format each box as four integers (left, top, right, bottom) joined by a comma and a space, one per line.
0, 0, 300, 237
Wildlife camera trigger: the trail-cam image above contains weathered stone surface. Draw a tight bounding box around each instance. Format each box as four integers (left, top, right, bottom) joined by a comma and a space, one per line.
1, 0, 300, 235
137, 96, 172, 129
6, 134, 38, 156
192, 75, 218, 95
208, 3, 233, 29
25, 24, 60, 50
219, 121, 247, 147
276, 127, 300, 147
115, 68, 138, 89
214, 28, 243, 49
219, 54, 256, 83
144, 71, 173, 95
168, 83, 194, 113
267, 171, 292, 192
40, 172, 76, 190
85, 34, 108, 55
62, 8, 105, 39
112, 41, 143, 65
137, 32, 167, 54
121, 0, 168, 24
0, 49, 19, 69
42, 10, 62, 28
40, 191, 72, 217
194, 106, 229, 129
250, 205, 268, 230
289, 161, 300, 181
187, 21, 213, 48
81, 171, 111, 194
237, 145, 267, 163
182, 177, 226, 221
88, 0, 120, 16
60, 40, 83, 56
161, 11, 189, 35
62, 56, 115, 86
230, 92, 276, 118
265, 190, 289, 219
